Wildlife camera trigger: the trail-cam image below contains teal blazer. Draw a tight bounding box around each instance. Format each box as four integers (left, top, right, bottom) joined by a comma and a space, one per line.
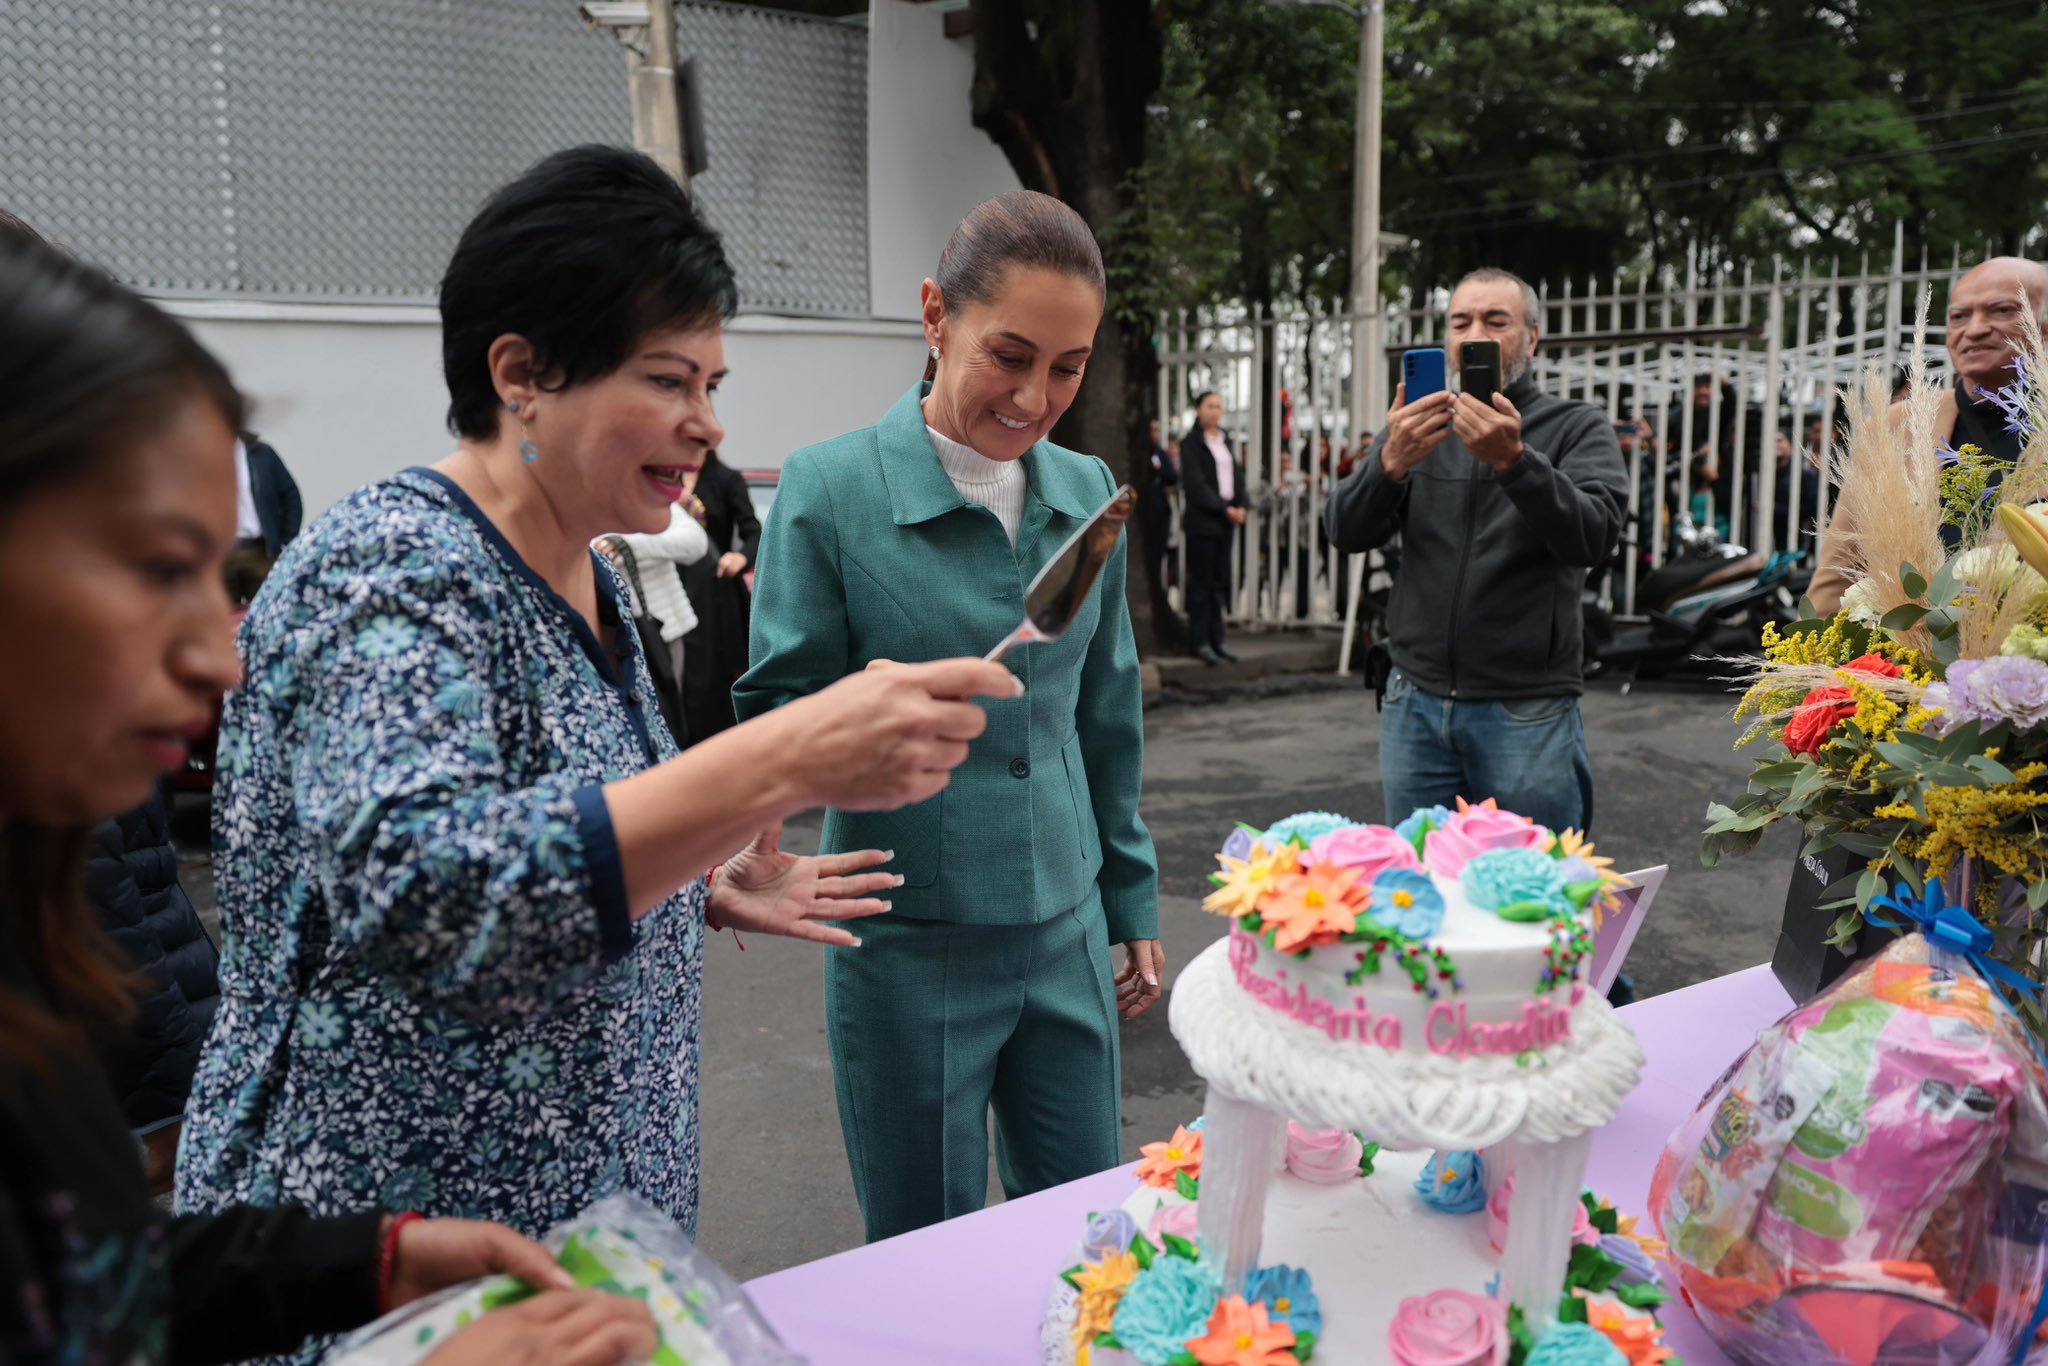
735, 384, 1159, 945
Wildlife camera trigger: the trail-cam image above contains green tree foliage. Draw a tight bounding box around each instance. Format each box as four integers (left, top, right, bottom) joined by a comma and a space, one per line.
1126, 0, 2048, 311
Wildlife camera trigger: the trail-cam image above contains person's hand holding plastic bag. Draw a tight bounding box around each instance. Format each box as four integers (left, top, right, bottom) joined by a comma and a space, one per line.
332, 1194, 806, 1366
1648, 890, 2048, 1366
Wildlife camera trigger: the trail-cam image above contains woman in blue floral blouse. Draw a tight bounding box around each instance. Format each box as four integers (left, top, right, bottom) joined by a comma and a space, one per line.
173, 146, 1018, 1292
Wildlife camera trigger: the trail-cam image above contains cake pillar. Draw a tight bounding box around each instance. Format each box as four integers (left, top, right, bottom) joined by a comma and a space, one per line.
1500, 1130, 1594, 1334
1193, 1086, 1285, 1296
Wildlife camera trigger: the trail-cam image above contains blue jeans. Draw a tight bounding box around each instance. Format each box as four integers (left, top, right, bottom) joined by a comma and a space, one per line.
1379, 668, 1595, 835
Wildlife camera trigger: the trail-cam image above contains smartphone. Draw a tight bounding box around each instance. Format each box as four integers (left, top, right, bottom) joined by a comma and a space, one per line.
1402, 348, 1447, 401
1459, 340, 1501, 401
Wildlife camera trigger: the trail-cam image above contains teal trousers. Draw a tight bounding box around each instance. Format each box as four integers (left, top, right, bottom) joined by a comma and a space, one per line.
825, 889, 1123, 1243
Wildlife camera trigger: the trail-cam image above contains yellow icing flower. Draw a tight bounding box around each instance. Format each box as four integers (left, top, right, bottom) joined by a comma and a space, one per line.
1554, 828, 1629, 927
1256, 861, 1369, 953
1135, 1126, 1205, 1188
1071, 1250, 1140, 1346
1204, 842, 1300, 919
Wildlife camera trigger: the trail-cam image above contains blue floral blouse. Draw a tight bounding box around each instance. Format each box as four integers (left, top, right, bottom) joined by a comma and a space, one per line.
175, 471, 703, 1256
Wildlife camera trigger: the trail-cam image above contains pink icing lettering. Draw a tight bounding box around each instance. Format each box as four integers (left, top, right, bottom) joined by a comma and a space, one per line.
1425, 999, 1574, 1060
1228, 930, 1401, 1049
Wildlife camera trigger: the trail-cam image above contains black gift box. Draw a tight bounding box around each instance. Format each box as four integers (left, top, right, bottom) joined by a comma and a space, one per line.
1771, 843, 1901, 1003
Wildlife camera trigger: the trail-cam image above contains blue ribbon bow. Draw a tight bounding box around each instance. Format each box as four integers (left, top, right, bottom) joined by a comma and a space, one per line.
1863, 877, 2048, 1365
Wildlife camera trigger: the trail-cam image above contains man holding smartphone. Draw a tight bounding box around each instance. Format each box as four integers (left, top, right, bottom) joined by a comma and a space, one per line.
1324, 268, 1627, 836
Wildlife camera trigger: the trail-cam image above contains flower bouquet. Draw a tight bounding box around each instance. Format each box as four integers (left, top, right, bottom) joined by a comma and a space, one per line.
1703, 324, 2048, 1041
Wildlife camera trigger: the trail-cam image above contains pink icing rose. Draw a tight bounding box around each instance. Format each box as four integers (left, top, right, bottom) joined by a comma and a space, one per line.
1423, 800, 1550, 880
1307, 823, 1423, 881
1147, 1200, 1200, 1244
1487, 1177, 1601, 1255
1284, 1121, 1363, 1185
1388, 1289, 1506, 1366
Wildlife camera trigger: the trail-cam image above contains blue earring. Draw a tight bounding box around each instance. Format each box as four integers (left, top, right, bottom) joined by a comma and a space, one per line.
520, 432, 539, 465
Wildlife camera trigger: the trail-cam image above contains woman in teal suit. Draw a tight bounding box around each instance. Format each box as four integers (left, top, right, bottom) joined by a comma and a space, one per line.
736, 192, 1161, 1242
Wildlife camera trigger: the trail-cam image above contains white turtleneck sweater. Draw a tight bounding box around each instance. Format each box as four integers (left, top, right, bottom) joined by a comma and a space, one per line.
928, 425, 1028, 546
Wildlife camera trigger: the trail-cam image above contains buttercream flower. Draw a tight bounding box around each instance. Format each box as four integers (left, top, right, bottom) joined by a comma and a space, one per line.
1205, 842, 1299, 919
1462, 848, 1570, 921
1552, 829, 1628, 924
1221, 826, 1259, 862
1147, 1200, 1201, 1245
1257, 861, 1369, 953
1424, 798, 1550, 879
1597, 1233, 1662, 1287
1386, 1289, 1503, 1366
1260, 810, 1351, 848
1071, 1250, 1141, 1345
1415, 1150, 1487, 1214
1243, 1264, 1322, 1337
1306, 823, 1422, 882
1525, 1322, 1629, 1366
1394, 804, 1454, 847
1083, 1209, 1140, 1261
1111, 1257, 1222, 1364
1284, 1122, 1363, 1185
1187, 1295, 1299, 1366
1369, 868, 1446, 939
1584, 1297, 1673, 1366
1136, 1126, 1204, 1188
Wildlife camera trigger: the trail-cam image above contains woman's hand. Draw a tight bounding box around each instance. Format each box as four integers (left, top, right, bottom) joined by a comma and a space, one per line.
716, 551, 748, 579
386, 1217, 574, 1309
783, 657, 1020, 812
1116, 940, 1165, 1020
711, 824, 898, 947
423, 1290, 656, 1366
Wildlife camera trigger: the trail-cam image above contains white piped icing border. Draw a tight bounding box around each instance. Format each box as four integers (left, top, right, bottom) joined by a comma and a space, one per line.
1171, 937, 1644, 1151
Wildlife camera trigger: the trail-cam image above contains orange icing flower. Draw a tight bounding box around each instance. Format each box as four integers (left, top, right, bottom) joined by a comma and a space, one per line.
1188, 1296, 1300, 1366
1205, 842, 1300, 919
1584, 1295, 1674, 1365
1257, 860, 1369, 952
1135, 1126, 1205, 1188
1071, 1250, 1140, 1345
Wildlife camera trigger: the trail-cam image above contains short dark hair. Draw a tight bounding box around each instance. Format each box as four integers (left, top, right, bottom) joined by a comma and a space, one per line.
934, 191, 1105, 315
440, 145, 738, 440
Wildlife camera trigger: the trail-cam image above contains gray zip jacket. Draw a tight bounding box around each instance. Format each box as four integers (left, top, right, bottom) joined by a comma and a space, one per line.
1325, 374, 1626, 699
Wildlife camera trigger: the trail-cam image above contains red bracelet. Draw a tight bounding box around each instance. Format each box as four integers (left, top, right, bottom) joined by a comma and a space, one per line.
704, 865, 744, 950
377, 1210, 424, 1315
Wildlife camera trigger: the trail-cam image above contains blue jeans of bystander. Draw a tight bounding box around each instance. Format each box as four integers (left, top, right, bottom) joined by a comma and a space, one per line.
1378, 667, 1595, 834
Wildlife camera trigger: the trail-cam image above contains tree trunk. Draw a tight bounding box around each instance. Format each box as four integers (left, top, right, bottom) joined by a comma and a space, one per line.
967, 0, 1179, 655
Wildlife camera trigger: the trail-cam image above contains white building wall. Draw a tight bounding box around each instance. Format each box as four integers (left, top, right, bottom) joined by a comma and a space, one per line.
865, 0, 1022, 322
171, 304, 925, 521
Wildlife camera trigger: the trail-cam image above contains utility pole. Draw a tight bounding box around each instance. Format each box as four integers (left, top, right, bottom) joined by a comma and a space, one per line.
580, 2, 691, 194
1351, 1, 1384, 445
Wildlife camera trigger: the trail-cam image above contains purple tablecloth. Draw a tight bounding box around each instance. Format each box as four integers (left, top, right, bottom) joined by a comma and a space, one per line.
745, 964, 1795, 1364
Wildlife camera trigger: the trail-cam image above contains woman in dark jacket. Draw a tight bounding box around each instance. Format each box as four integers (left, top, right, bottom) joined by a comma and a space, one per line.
1178, 390, 1248, 663
0, 217, 654, 1366
86, 786, 220, 1192
676, 449, 761, 744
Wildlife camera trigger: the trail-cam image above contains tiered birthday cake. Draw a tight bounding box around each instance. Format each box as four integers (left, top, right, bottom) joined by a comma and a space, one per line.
1041, 803, 1665, 1366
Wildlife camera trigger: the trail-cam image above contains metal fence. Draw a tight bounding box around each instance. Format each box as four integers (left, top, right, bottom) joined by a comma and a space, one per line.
1157, 226, 1971, 635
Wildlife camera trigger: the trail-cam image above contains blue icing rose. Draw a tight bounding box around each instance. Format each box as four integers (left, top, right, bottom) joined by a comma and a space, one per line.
1462, 848, 1570, 917
1111, 1256, 1222, 1365
1598, 1234, 1662, 1287
1414, 1149, 1488, 1214
1370, 868, 1445, 938
1525, 1322, 1628, 1366
1394, 804, 1454, 846
1220, 826, 1258, 862
1260, 810, 1351, 848
1244, 1264, 1322, 1337
1082, 1209, 1139, 1261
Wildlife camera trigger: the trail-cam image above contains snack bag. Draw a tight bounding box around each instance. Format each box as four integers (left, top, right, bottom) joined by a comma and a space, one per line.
329, 1194, 806, 1366
1649, 932, 2048, 1366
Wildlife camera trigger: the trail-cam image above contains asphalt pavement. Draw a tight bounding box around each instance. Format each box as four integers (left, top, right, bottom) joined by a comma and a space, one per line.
174, 673, 1800, 1282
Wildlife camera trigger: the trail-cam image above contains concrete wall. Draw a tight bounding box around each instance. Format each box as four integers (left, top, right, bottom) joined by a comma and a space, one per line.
865, 0, 1021, 322
170, 303, 926, 521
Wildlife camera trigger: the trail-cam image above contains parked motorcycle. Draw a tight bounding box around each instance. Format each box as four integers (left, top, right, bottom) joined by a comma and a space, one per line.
1583, 514, 1808, 691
